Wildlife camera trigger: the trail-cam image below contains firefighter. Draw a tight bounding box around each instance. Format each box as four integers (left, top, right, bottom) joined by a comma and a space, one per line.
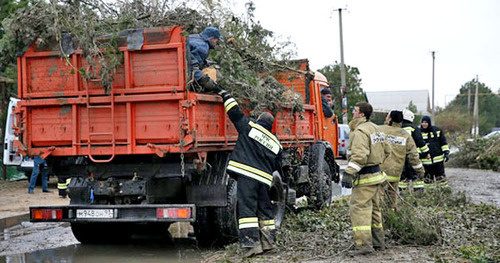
341, 102, 390, 255
57, 176, 71, 198
212, 85, 282, 258
380, 110, 424, 210
400, 109, 429, 191
420, 116, 450, 187
189, 27, 221, 91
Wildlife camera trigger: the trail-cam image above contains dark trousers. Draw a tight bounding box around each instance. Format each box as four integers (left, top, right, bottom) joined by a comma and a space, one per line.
424, 162, 445, 182
237, 175, 274, 248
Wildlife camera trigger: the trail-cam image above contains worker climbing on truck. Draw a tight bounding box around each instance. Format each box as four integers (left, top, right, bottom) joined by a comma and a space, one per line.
212, 84, 282, 258
189, 27, 221, 91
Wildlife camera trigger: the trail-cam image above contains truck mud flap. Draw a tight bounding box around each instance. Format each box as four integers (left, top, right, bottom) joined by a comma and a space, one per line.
30, 204, 195, 223
186, 185, 227, 207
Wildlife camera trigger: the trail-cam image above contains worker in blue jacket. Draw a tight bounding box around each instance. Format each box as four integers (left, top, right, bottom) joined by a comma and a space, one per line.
189, 27, 220, 91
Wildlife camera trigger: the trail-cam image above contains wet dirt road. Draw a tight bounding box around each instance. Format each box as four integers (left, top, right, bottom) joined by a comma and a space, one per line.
0, 222, 203, 262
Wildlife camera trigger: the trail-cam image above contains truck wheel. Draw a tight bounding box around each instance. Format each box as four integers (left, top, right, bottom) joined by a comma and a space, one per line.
308, 143, 333, 209
71, 223, 132, 244
193, 207, 217, 247
211, 178, 239, 246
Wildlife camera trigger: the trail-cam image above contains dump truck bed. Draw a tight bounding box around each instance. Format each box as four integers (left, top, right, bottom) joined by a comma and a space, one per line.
14, 26, 317, 159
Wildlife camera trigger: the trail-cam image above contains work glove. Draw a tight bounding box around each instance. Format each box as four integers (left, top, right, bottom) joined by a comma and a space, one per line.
444, 151, 450, 162
341, 171, 354, 189
198, 74, 218, 91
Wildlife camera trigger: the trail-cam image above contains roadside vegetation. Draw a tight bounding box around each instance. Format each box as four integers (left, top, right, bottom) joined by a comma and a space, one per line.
205, 187, 499, 262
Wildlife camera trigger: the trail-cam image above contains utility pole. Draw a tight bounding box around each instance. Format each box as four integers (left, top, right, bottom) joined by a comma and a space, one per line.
467, 84, 471, 112
472, 75, 479, 137
431, 51, 435, 122
335, 8, 348, 124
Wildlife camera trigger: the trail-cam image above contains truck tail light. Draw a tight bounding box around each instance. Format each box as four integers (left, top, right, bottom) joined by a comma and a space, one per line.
31, 209, 63, 220
156, 208, 192, 219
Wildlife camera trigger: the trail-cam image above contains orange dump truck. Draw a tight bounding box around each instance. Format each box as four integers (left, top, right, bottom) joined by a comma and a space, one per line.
15, 26, 339, 244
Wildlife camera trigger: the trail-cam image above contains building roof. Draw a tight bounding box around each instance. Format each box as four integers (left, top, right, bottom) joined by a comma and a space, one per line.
366, 90, 431, 114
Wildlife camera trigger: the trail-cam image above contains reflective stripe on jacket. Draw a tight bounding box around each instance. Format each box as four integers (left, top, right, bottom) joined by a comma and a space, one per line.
402, 121, 429, 154
346, 117, 390, 186
220, 90, 282, 187
380, 123, 424, 182
420, 125, 449, 164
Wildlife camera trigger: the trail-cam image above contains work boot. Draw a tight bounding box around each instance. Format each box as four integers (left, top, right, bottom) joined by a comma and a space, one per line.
372, 228, 385, 251
348, 247, 375, 256
242, 244, 263, 258
260, 231, 277, 253
28, 189, 34, 194
42, 190, 53, 193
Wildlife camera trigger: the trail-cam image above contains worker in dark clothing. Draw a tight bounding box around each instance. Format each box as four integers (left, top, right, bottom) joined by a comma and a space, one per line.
320, 88, 334, 118
57, 176, 71, 198
400, 109, 429, 190
212, 85, 282, 258
189, 27, 220, 91
420, 116, 450, 187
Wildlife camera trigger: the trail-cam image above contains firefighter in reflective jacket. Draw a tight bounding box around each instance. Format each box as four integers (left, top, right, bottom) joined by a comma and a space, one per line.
213, 85, 282, 258
400, 109, 429, 190
420, 116, 450, 186
380, 110, 424, 210
341, 102, 390, 255
57, 176, 71, 198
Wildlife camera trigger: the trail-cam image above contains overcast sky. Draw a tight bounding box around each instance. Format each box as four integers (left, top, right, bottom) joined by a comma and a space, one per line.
230, 0, 500, 108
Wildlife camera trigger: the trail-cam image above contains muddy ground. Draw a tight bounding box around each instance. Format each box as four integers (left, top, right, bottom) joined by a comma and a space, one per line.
0, 167, 498, 261
0, 177, 68, 219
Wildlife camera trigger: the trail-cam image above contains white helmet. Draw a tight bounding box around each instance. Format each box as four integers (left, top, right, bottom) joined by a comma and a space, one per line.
403, 109, 415, 122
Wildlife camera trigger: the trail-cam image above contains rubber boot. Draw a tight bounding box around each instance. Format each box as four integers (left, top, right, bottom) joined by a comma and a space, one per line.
372, 228, 385, 251
242, 244, 263, 258
260, 229, 277, 253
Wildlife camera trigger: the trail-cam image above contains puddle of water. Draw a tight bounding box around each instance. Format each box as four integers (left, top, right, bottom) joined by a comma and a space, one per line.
1, 239, 203, 263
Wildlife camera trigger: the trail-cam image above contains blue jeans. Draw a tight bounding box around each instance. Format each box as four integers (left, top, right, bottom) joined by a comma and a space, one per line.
28, 156, 48, 192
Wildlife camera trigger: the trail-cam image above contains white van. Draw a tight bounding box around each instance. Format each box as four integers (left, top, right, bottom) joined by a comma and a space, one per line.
3, 97, 33, 171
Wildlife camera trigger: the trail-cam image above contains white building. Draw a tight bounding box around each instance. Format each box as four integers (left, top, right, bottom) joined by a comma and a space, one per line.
366, 90, 431, 115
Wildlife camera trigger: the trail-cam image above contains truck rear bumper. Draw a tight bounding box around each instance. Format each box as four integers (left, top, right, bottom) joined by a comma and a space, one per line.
30, 204, 195, 223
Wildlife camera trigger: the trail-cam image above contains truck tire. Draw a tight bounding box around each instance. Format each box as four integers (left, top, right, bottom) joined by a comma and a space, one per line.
211, 178, 238, 246
308, 143, 334, 209
71, 222, 132, 244
193, 206, 218, 247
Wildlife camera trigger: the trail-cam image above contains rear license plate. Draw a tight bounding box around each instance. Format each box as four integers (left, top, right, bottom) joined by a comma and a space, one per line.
76, 209, 114, 219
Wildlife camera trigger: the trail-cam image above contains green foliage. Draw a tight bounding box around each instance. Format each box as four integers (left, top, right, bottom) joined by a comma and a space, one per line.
456, 245, 496, 263
436, 104, 473, 134
448, 136, 500, 171
207, 186, 499, 262
407, 100, 418, 113
444, 79, 500, 135
318, 63, 366, 120
0, 0, 300, 114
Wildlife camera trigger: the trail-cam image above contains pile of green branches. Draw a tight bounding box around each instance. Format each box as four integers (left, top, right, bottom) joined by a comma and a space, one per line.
449, 136, 500, 171
204, 187, 499, 262
0, 0, 302, 115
